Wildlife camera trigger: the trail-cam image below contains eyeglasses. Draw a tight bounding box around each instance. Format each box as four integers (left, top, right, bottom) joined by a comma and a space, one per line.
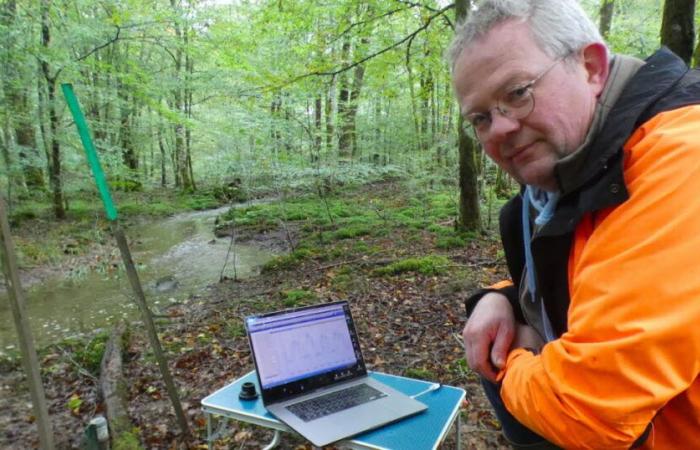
464, 57, 565, 137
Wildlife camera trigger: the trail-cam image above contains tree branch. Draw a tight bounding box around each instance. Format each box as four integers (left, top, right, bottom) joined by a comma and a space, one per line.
333, 6, 412, 44
393, 0, 442, 13
75, 26, 121, 62
268, 4, 454, 92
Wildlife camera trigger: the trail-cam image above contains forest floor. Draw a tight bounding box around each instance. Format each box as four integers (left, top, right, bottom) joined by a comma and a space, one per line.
1, 180, 510, 449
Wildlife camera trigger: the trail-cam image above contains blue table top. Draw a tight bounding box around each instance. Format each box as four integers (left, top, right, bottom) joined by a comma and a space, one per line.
202, 371, 465, 450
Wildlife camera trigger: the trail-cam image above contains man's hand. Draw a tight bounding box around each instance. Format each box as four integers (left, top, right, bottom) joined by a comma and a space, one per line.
462, 293, 515, 382
513, 323, 544, 353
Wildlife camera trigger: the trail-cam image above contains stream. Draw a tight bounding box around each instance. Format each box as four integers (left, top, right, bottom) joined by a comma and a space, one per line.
0, 205, 279, 356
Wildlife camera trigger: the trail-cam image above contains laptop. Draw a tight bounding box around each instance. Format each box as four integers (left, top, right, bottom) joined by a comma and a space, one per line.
245, 300, 427, 447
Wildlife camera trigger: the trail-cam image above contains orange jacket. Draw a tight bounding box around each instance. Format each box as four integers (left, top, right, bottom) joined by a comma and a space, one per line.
499, 105, 700, 448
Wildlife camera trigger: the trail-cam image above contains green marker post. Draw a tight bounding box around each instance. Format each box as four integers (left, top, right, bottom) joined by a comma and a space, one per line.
61, 84, 191, 441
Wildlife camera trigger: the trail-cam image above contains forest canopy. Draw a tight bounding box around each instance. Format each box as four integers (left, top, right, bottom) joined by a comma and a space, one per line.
1, 0, 698, 223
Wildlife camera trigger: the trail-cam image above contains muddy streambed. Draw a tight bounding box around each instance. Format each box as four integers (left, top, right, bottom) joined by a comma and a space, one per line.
0, 206, 279, 355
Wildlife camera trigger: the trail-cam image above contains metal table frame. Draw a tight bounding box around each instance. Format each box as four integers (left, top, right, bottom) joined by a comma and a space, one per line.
201, 371, 465, 450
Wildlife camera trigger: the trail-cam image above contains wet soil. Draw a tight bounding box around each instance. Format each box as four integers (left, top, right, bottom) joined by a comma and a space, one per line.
1, 193, 509, 449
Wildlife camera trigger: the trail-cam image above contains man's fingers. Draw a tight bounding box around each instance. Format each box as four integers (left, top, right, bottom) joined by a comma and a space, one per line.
490, 324, 514, 369
463, 325, 497, 381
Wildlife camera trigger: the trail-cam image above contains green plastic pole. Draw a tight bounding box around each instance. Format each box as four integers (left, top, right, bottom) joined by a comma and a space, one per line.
60, 83, 118, 221
61, 83, 191, 440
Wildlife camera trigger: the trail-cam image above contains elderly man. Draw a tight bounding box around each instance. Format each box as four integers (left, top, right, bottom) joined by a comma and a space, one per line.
449, 0, 700, 448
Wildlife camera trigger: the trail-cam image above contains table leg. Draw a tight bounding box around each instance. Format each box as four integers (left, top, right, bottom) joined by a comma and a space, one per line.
207, 413, 212, 450
206, 413, 232, 449
456, 411, 461, 450
262, 430, 282, 450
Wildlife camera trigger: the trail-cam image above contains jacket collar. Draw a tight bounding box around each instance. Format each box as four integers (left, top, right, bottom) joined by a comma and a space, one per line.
537, 48, 690, 236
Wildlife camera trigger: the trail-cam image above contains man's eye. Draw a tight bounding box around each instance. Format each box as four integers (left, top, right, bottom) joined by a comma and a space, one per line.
468, 114, 489, 128
504, 85, 530, 104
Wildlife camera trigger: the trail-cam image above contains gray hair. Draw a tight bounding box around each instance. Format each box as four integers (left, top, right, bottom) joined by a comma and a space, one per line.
448, 0, 606, 72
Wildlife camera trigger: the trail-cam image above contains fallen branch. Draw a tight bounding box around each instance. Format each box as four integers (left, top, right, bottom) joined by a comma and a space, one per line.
99, 323, 131, 437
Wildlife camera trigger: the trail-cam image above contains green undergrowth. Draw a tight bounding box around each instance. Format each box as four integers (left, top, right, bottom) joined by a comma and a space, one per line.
280, 288, 318, 307
373, 255, 451, 276
235, 180, 486, 274
7, 189, 225, 268
404, 367, 436, 380
54, 331, 111, 376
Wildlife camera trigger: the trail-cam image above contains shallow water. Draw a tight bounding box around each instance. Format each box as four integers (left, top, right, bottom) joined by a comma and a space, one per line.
0, 206, 277, 354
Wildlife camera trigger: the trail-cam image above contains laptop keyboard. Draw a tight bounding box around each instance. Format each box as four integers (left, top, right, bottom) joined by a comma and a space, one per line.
286, 383, 387, 422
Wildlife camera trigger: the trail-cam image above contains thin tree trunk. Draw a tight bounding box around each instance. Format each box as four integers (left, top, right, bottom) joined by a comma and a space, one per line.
325, 76, 336, 154
454, 0, 480, 232
406, 54, 421, 151
158, 126, 167, 187
660, 0, 696, 64
337, 40, 352, 158
2, 0, 44, 191
40, 0, 64, 219
314, 96, 322, 155
599, 0, 615, 39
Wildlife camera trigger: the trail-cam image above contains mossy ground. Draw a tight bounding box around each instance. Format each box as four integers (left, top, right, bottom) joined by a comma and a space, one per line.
1, 179, 511, 449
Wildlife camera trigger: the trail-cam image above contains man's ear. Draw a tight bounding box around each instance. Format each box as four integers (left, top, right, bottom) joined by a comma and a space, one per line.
581, 42, 609, 96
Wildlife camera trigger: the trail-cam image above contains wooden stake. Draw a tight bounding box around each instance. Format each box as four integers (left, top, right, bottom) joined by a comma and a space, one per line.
112, 224, 191, 440
0, 195, 55, 449
62, 83, 191, 440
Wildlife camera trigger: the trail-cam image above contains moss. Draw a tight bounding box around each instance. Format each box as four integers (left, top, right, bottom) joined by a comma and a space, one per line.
281, 289, 317, 307
332, 225, 372, 240
373, 255, 450, 277
112, 427, 144, 450
56, 331, 110, 377
261, 248, 316, 272
404, 367, 436, 380
435, 236, 466, 250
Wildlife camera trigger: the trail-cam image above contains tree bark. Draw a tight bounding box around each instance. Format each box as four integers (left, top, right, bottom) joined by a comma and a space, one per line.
40, 0, 65, 219
158, 125, 167, 187
660, 0, 696, 64
599, 0, 615, 39
170, 0, 192, 191
454, 0, 481, 232
325, 77, 336, 154
2, 0, 44, 191
314, 96, 322, 155
337, 40, 352, 158
99, 323, 131, 437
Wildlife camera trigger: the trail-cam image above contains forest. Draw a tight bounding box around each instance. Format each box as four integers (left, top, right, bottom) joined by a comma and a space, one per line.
1, 0, 700, 448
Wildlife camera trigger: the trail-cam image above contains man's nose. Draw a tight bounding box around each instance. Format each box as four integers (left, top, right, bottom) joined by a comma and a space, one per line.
487, 111, 521, 141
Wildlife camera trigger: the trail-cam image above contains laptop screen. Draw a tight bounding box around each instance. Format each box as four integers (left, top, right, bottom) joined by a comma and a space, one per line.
246, 301, 367, 403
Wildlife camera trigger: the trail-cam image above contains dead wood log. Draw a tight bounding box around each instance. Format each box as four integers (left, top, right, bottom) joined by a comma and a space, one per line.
99, 323, 131, 436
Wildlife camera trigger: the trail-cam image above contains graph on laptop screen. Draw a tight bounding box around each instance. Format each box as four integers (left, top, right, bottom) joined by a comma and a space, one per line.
247, 303, 358, 389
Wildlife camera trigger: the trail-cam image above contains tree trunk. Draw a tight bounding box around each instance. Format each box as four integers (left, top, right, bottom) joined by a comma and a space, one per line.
599, 0, 615, 39
158, 126, 167, 187
420, 72, 432, 151
314, 96, 322, 155
170, 0, 192, 191
660, 0, 696, 64
337, 37, 367, 159
119, 87, 138, 171
406, 54, 421, 152
454, 0, 480, 232
348, 62, 366, 158
40, 0, 65, 219
325, 76, 336, 154
99, 324, 131, 437
184, 22, 195, 191
337, 40, 352, 158
457, 116, 481, 231
2, 0, 44, 191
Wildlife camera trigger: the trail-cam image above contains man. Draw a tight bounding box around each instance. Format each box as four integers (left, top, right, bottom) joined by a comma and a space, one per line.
449, 0, 700, 448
